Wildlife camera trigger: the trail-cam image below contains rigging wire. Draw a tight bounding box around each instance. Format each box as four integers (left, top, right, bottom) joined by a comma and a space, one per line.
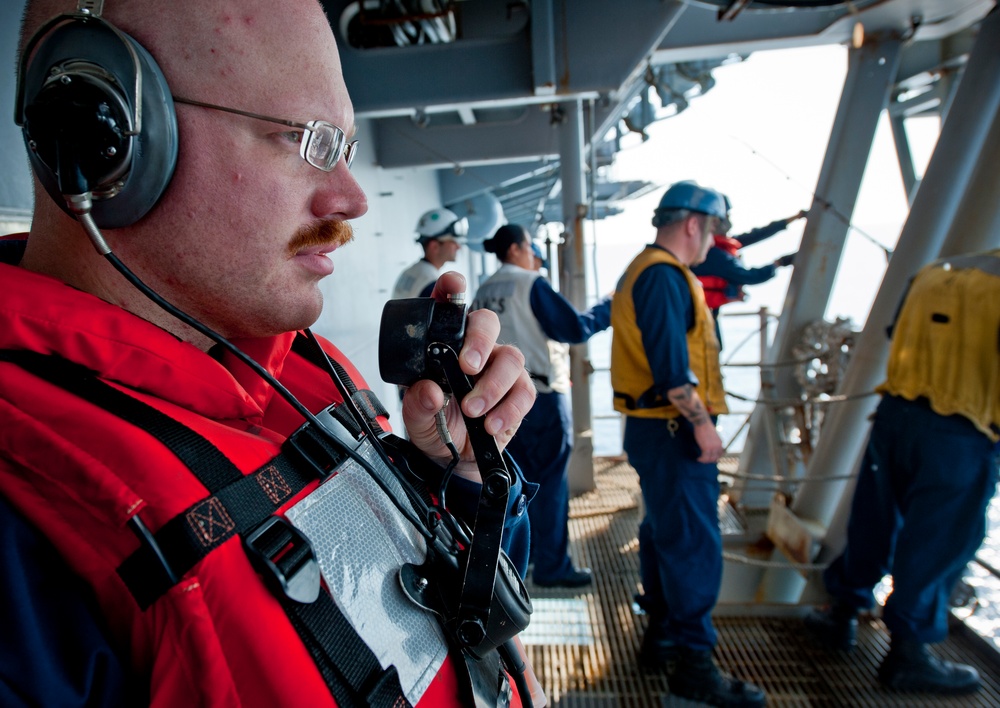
723, 387, 879, 407
723, 469, 859, 483
727, 134, 895, 260
722, 550, 827, 571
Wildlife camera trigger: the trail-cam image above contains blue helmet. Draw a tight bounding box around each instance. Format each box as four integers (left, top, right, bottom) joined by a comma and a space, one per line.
653, 181, 728, 227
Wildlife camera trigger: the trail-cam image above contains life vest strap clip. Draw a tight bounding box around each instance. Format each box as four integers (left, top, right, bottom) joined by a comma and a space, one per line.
245, 515, 322, 604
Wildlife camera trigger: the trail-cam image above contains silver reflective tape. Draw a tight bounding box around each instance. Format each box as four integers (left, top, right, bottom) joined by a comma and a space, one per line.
284, 440, 447, 704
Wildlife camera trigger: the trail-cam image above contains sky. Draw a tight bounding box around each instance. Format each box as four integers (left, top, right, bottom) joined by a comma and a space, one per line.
572, 42, 941, 455
588, 42, 938, 328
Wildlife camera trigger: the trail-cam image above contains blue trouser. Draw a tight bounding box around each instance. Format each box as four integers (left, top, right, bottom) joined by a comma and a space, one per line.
824, 395, 999, 643
450, 459, 534, 579
625, 415, 721, 650
505, 390, 575, 583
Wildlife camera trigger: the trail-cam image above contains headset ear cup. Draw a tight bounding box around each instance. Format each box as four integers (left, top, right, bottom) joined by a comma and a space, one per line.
25, 67, 134, 198
20, 17, 178, 228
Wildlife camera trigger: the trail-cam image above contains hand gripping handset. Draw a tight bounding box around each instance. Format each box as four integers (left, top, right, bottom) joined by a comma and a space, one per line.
379, 296, 533, 660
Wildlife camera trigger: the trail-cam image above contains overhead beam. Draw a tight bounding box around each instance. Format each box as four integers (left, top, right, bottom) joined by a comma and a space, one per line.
439, 163, 559, 205
374, 106, 559, 169
654, 1, 991, 64
341, 33, 534, 116
374, 102, 619, 169
532, 0, 557, 95
331, 0, 702, 117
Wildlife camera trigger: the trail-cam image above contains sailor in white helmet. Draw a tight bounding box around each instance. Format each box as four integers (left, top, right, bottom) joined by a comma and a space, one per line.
392, 207, 468, 299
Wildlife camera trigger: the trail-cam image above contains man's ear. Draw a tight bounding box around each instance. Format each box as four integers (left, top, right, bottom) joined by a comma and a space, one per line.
684, 214, 702, 241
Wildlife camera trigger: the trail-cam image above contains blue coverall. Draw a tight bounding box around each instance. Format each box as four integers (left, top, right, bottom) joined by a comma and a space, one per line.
503, 278, 611, 584
690, 218, 792, 300
823, 394, 1000, 642
625, 260, 722, 650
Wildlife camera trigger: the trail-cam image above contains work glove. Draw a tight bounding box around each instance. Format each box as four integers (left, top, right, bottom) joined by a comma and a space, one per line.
775, 252, 796, 267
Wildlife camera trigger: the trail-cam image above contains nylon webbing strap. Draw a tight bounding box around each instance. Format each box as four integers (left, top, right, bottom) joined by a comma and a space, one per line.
285, 577, 412, 708
0, 350, 244, 491
292, 333, 390, 424
1, 350, 411, 707
117, 452, 314, 609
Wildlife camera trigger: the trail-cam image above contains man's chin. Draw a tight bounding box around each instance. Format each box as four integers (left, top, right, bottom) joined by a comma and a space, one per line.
253, 299, 324, 339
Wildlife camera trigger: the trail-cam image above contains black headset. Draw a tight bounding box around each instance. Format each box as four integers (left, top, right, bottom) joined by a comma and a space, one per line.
15, 9, 178, 228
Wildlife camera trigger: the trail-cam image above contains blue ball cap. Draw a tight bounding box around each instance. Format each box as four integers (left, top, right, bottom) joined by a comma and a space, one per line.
530, 242, 549, 269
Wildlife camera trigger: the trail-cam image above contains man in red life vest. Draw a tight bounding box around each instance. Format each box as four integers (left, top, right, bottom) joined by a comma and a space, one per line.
692, 203, 806, 345
0, 1, 538, 705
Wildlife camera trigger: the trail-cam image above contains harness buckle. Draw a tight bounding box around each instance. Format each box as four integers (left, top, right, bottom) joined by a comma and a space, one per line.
245, 515, 322, 604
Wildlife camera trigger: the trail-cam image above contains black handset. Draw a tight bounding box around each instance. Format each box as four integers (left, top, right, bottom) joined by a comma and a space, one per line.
378, 297, 532, 660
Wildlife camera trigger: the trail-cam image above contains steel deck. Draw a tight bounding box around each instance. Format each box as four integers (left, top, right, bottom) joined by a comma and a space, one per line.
520, 457, 1000, 707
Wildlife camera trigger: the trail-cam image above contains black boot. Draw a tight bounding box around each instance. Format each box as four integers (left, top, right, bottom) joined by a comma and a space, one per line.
803, 603, 858, 652
668, 646, 766, 707
878, 639, 980, 695
637, 631, 678, 674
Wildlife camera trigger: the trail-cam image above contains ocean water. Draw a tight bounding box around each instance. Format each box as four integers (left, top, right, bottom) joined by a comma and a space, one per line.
587, 310, 767, 457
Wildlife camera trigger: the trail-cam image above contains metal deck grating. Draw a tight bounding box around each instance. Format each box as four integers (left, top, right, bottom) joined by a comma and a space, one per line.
522, 457, 1000, 707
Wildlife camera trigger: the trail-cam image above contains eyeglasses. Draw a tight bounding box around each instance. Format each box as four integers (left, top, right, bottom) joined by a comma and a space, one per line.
172, 96, 358, 172
697, 213, 722, 233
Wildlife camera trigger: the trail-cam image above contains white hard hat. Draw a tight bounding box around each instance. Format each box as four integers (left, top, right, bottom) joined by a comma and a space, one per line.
416, 207, 469, 242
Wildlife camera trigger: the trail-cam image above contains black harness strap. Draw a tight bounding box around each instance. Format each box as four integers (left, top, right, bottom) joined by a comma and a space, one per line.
526, 371, 550, 387
286, 574, 411, 708
613, 387, 672, 411
117, 452, 314, 609
1, 350, 411, 708
0, 350, 243, 491
292, 333, 390, 425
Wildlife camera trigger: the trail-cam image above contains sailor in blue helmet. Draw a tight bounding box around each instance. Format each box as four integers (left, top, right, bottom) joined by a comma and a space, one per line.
473, 224, 612, 588
611, 181, 766, 706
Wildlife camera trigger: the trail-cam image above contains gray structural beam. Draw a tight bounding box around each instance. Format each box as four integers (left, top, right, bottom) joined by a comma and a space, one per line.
938, 107, 1000, 257
736, 37, 903, 510
798, 8, 1000, 536
334, 0, 699, 117
532, 0, 558, 96
889, 112, 919, 202
0, 0, 32, 220
373, 101, 619, 170
653, 0, 990, 64
374, 106, 559, 170
439, 164, 559, 206
339, 32, 535, 116
760, 8, 1000, 603
557, 100, 597, 495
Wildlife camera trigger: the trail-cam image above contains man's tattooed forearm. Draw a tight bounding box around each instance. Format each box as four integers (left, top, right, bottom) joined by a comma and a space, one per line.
668, 384, 710, 425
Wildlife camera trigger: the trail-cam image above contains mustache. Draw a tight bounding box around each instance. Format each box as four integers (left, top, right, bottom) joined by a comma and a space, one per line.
288, 220, 354, 255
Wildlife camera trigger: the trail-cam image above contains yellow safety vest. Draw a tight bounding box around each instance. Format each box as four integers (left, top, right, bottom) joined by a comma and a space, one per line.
611, 246, 728, 419
878, 249, 1000, 442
